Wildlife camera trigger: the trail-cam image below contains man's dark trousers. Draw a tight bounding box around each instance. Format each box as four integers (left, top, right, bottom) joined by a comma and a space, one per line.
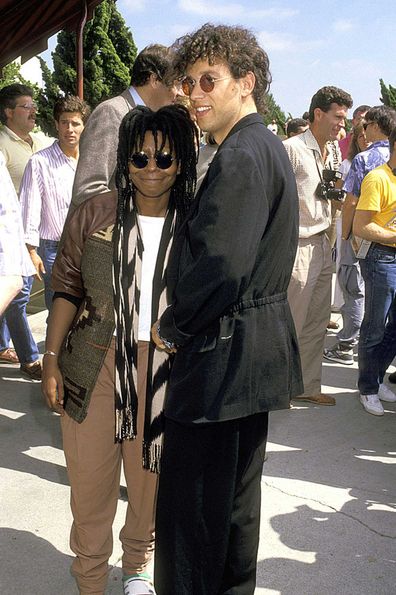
154, 412, 268, 595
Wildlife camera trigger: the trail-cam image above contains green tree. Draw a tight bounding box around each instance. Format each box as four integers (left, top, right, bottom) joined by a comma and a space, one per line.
380, 79, 396, 109
36, 57, 61, 137
52, 0, 137, 108
0, 61, 39, 92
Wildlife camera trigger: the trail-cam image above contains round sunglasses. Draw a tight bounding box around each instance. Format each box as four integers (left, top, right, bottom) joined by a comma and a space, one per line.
129, 151, 174, 170
181, 74, 232, 96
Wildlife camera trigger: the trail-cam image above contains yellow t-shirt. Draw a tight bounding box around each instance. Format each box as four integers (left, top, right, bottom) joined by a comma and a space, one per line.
357, 163, 396, 246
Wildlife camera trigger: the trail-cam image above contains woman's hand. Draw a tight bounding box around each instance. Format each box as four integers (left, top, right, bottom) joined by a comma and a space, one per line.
42, 356, 65, 416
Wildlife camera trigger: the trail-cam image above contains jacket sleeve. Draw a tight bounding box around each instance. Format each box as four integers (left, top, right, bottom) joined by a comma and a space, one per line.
51, 206, 86, 298
71, 100, 124, 209
160, 146, 270, 345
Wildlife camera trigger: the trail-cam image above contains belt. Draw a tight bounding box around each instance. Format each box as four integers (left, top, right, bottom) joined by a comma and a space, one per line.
372, 242, 396, 254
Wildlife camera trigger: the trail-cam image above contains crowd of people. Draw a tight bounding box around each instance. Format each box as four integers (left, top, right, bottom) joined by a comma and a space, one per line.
1, 21, 395, 595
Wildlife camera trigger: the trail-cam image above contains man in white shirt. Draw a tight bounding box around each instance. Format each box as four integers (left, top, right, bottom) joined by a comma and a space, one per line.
284, 86, 353, 406
0, 152, 35, 314
267, 119, 278, 134
20, 96, 90, 311
0, 84, 52, 377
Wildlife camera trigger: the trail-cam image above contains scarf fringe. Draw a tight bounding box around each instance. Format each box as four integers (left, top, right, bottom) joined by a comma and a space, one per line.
142, 440, 162, 474
115, 408, 137, 442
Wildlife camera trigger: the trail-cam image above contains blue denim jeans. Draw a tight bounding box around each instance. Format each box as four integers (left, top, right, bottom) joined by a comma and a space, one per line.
358, 244, 396, 395
0, 275, 39, 365
38, 239, 59, 311
337, 263, 365, 346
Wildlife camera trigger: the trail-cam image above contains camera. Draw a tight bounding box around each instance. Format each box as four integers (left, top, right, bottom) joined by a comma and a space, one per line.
316, 169, 346, 202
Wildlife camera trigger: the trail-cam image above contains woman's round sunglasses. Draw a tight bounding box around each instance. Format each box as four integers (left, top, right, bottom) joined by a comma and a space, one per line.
181, 74, 232, 96
129, 151, 174, 170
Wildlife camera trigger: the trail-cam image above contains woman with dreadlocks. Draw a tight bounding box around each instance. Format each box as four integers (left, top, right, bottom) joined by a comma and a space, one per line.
41, 104, 197, 595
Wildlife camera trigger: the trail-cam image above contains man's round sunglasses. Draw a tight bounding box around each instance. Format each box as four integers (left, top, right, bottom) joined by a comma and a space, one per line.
129, 151, 174, 170
181, 74, 232, 96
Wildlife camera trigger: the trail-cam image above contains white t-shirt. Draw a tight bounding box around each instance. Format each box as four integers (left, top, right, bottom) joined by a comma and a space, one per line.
339, 158, 351, 181
138, 214, 165, 341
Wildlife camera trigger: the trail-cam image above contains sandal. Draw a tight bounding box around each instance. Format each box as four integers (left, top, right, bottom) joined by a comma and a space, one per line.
0, 348, 19, 364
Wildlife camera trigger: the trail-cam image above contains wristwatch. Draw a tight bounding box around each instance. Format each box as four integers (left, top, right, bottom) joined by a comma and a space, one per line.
157, 323, 176, 351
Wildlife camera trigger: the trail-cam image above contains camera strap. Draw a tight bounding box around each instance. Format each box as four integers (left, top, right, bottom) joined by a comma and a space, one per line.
313, 151, 324, 182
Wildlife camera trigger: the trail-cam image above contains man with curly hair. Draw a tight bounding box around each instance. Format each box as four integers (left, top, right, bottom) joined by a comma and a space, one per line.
152, 23, 302, 594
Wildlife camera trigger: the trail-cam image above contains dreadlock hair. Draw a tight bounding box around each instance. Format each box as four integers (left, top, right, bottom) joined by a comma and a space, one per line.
115, 104, 198, 225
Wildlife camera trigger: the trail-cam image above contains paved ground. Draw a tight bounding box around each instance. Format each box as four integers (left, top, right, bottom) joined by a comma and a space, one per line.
0, 310, 395, 594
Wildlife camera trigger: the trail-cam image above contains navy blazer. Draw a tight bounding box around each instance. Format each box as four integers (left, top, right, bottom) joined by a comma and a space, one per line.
160, 113, 303, 423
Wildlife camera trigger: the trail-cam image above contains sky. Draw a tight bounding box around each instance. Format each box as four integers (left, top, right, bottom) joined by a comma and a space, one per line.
31, 0, 396, 118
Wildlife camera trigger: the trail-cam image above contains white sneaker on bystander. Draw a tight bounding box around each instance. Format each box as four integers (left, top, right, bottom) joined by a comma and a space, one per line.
359, 394, 384, 416
378, 383, 396, 402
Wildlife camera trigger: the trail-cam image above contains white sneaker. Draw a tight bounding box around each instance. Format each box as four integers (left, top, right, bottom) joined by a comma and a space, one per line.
359, 394, 384, 416
378, 383, 396, 402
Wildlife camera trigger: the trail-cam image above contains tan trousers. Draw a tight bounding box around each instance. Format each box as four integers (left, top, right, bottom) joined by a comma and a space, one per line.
61, 340, 158, 595
288, 234, 332, 397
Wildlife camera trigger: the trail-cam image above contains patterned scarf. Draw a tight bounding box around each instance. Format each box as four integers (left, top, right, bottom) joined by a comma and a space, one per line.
112, 187, 175, 473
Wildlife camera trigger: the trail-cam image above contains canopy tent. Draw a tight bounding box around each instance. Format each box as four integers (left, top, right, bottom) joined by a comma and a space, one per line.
0, 0, 103, 94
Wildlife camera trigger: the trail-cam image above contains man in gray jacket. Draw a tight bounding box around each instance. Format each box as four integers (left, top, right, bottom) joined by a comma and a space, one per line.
71, 44, 182, 209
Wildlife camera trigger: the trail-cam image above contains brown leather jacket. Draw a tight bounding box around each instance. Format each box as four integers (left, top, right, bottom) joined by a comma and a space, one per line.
52, 191, 117, 298
52, 191, 118, 422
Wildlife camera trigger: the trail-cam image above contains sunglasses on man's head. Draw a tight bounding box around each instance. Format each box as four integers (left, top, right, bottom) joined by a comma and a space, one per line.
129, 151, 174, 170
181, 74, 232, 96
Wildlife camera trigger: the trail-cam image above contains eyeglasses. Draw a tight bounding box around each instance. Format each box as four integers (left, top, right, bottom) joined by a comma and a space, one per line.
363, 121, 375, 131
129, 151, 174, 170
181, 74, 232, 96
15, 102, 37, 111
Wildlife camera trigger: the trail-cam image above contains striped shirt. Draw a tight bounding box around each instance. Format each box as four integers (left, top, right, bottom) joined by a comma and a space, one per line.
20, 141, 77, 246
0, 152, 35, 277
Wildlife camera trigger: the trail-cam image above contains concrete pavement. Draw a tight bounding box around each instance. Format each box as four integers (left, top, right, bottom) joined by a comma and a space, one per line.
0, 310, 395, 594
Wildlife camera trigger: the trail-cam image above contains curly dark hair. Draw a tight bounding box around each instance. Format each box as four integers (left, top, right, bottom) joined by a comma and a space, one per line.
308, 86, 353, 122
115, 104, 198, 223
53, 95, 91, 123
0, 83, 34, 124
171, 23, 271, 114
364, 105, 396, 137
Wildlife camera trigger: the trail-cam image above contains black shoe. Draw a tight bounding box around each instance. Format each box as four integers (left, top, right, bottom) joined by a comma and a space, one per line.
389, 371, 396, 384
